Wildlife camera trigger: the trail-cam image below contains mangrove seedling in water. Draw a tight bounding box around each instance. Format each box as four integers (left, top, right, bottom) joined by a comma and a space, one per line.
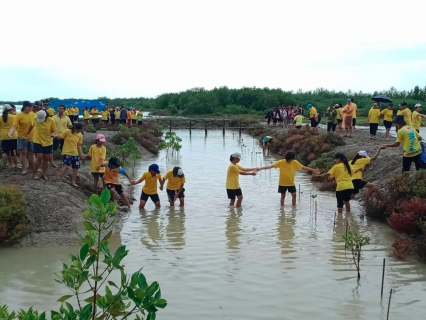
342, 231, 370, 279
0, 189, 167, 320
158, 131, 182, 159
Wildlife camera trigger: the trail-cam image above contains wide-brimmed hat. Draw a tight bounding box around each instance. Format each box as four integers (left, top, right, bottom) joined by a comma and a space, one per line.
392, 115, 406, 125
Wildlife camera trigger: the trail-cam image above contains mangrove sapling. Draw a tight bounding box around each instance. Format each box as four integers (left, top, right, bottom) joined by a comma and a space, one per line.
117, 137, 139, 165
342, 231, 370, 279
157, 131, 182, 159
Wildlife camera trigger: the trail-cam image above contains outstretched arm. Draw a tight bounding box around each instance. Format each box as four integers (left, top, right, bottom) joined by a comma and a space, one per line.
258, 164, 274, 170
302, 166, 320, 175
370, 146, 386, 161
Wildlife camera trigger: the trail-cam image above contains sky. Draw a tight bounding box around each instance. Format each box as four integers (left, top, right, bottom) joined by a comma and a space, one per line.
1, 0, 426, 101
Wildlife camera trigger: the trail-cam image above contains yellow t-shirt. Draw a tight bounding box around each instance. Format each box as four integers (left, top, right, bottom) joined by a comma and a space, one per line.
140, 171, 162, 195
88, 145, 106, 173
32, 117, 57, 146
115, 110, 120, 119
73, 107, 79, 116
131, 111, 137, 120
83, 110, 90, 119
52, 115, 72, 135
226, 163, 243, 189
397, 108, 412, 126
64, 110, 69, 116
309, 106, 317, 118
60, 129, 83, 156
350, 158, 371, 180
342, 104, 354, 117
412, 111, 422, 131
13, 112, 36, 140
0, 114, 17, 140
396, 125, 421, 157
163, 170, 186, 190
352, 104, 357, 119
273, 159, 303, 186
381, 109, 393, 122
91, 109, 100, 118
368, 109, 381, 124
328, 163, 354, 191
137, 112, 143, 121
336, 108, 342, 120
101, 111, 109, 121
294, 115, 303, 126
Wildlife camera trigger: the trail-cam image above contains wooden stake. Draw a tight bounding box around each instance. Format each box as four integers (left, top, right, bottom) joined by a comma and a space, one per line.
386, 288, 393, 320
315, 201, 317, 223
169, 120, 172, 132
345, 221, 349, 250
204, 121, 207, 135
239, 121, 242, 135
223, 120, 225, 135
381, 258, 386, 298
189, 119, 192, 134
333, 212, 336, 232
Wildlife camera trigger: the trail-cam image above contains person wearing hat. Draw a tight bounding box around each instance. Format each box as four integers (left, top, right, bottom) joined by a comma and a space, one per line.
350, 148, 385, 201
411, 103, 426, 133
257, 151, 319, 207
0, 104, 18, 169
102, 157, 133, 209
368, 103, 381, 139
396, 101, 412, 126
160, 167, 186, 207
226, 152, 258, 207
342, 98, 354, 137
307, 104, 319, 134
133, 164, 162, 209
41, 99, 49, 111
27, 110, 57, 180
380, 103, 394, 140
83, 133, 107, 195
380, 115, 422, 172
351, 98, 358, 129
326, 104, 337, 132
8, 101, 36, 174
262, 135, 275, 151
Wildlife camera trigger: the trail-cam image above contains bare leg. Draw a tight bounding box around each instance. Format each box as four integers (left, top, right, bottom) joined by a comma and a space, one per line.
50, 153, 57, 168
385, 128, 390, 140
1, 153, 8, 167
179, 197, 184, 207
364, 183, 375, 201
71, 168, 78, 186
20, 149, 27, 173
337, 207, 343, 214
42, 154, 49, 178
120, 193, 131, 208
93, 177, 99, 194
229, 199, 235, 206
59, 165, 69, 182
139, 200, 147, 209
344, 201, 351, 213
280, 193, 286, 206
291, 192, 296, 206
236, 195, 243, 207
154, 201, 161, 208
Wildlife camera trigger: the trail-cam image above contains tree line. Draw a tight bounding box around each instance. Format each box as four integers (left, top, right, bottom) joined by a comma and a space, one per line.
2, 85, 426, 117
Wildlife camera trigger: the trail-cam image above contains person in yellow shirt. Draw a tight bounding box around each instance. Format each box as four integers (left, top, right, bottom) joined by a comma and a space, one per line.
27, 110, 57, 180
101, 108, 109, 125
411, 103, 426, 133
294, 113, 306, 129
46, 107, 55, 117
57, 123, 84, 187
131, 108, 137, 125
132, 163, 162, 209
102, 157, 133, 208
226, 152, 258, 207
52, 105, 72, 154
368, 103, 381, 139
258, 152, 319, 206
351, 98, 357, 129
137, 111, 143, 125
307, 104, 319, 134
83, 134, 107, 195
0, 104, 18, 169
91, 107, 100, 125
342, 98, 354, 137
313, 153, 354, 213
380, 115, 422, 172
160, 167, 186, 207
380, 103, 394, 140
396, 101, 412, 126
336, 104, 343, 132
83, 107, 91, 124
349, 149, 384, 201
73, 107, 80, 123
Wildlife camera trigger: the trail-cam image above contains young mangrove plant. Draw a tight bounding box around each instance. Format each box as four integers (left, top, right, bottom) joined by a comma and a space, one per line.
158, 131, 182, 159
342, 230, 370, 280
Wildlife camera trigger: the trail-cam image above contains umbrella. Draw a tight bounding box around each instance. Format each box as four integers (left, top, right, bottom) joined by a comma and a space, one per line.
372, 95, 392, 103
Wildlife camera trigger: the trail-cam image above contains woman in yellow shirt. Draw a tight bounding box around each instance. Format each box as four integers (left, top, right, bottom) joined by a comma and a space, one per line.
101, 108, 109, 125
226, 152, 258, 207
368, 103, 381, 139
0, 104, 18, 169
313, 153, 354, 213
57, 123, 84, 187
380, 104, 394, 140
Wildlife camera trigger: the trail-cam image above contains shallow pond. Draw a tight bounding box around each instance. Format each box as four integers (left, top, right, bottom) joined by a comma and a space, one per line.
0, 129, 425, 319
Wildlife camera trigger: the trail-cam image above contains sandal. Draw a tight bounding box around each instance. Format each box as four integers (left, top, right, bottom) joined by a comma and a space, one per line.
33, 174, 40, 180
22, 171, 27, 175
41, 175, 48, 180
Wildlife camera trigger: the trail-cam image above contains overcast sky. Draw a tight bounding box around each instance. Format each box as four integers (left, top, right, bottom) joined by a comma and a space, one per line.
1, 0, 426, 100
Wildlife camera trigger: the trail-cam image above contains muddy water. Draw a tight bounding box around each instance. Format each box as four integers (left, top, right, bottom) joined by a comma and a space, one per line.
1, 129, 425, 319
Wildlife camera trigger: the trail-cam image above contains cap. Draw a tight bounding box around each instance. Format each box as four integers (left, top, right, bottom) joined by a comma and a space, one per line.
96, 134, 106, 142
173, 167, 185, 178
392, 115, 406, 125
33, 101, 43, 108
307, 103, 312, 108
415, 103, 422, 108
3, 104, 13, 110
149, 164, 160, 174
334, 104, 340, 108
41, 99, 49, 104
347, 98, 351, 102
23, 101, 34, 108
358, 150, 369, 158
231, 152, 242, 159
37, 110, 47, 122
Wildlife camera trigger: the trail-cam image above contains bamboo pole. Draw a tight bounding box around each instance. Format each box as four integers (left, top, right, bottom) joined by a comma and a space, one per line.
386, 289, 393, 320
381, 258, 386, 298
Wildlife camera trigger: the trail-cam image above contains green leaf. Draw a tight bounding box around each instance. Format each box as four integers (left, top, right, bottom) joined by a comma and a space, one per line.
71, 259, 81, 267
83, 221, 96, 231
100, 243, 111, 258
101, 188, 111, 204
147, 312, 156, 320
138, 273, 148, 290
108, 281, 119, 289
102, 230, 113, 243
91, 275, 103, 281
80, 243, 90, 261
90, 194, 102, 207
155, 298, 167, 309
39, 312, 46, 320
154, 287, 161, 300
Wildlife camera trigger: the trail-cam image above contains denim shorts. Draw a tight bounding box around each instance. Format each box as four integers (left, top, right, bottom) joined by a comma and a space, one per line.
17, 138, 34, 152
62, 155, 81, 169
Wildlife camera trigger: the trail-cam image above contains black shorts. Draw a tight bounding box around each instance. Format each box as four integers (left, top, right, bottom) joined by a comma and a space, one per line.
52, 138, 64, 152
352, 118, 357, 126
33, 143, 53, 154
91, 172, 104, 178
273, 118, 278, 123
140, 191, 160, 203
227, 188, 242, 199
336, 189, 354, 208
138, 121, 142, 125
402, 154, 421, 172
337, 119, 342, 124
103, 120, 108, 124
310, 118, 318, 127
352, 179, 367, 195
296, 126, 302, 129
167, 188, 185, 200
107, 183, 124, 195
120, 119, 126, 124
92, 119, 99, 125
278, 118, 283, 122
132, 119, 136, 124
278, 185, 297, 194
383, 120, 392, 129
1, 139, 17, 156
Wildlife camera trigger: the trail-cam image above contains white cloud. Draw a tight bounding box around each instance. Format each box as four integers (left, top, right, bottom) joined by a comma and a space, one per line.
1, 0, 426, 99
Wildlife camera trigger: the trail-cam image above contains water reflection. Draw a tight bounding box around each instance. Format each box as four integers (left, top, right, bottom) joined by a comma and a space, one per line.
226, 207, 242, 251
276, 208, 296, 261
166, 207, 186, 250
140, 211, 162, 252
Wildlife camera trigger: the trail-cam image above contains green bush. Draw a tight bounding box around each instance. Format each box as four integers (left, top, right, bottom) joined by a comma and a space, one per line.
85, 124, 97, 133
0, 185, 29, 244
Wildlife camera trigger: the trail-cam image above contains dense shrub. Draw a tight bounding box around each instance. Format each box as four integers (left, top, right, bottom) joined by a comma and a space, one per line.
392, 238, 413, 260
0, 185, 29, 244
111, 124, 162, 154
362, 190, 391, 221
388, 197, 426, 234
84, 124, 97, 133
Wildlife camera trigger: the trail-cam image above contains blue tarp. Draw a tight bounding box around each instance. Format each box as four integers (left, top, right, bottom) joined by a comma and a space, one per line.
49, 100, 107, 113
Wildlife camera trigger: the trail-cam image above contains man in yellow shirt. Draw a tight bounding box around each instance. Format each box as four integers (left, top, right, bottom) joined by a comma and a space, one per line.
83, 107, 91, 124
368, 103, 381, 139
160, 167, 186, 207
52, 105, 72, 153
91, 107, 100, 125
307, 104, 319, 134
411, 103, 426, 133
381, 115, 422, 172
351, 98, 357, 129
132, 163, 162, 209
380, 103, 394, 140
396, 101, 412, 126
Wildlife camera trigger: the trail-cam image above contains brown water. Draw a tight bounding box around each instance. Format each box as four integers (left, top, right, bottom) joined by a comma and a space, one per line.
1, 129, 425, 319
